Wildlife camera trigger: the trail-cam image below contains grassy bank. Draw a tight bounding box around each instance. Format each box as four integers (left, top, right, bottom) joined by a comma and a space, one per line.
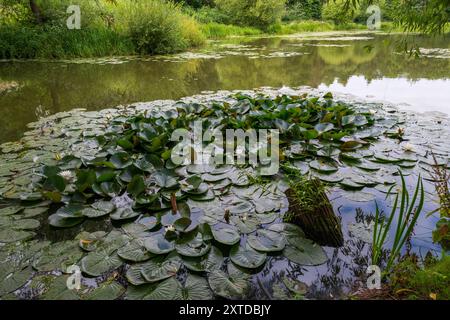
0, 0, 205, 59
201, 20, 401, 39
0, 19, 374, 59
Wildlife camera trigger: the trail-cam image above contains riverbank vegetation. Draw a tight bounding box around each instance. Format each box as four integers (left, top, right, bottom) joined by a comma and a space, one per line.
1, 0, 448, 59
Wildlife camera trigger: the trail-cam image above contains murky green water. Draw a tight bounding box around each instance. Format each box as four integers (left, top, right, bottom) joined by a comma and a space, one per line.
0, 31, 449, 144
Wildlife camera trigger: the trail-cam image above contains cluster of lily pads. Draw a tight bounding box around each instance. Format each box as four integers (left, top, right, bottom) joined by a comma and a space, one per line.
1, 89, 449, 300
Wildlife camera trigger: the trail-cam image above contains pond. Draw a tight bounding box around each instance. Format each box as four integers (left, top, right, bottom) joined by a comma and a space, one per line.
0, 31, 449, 300
0, 31, 449, 144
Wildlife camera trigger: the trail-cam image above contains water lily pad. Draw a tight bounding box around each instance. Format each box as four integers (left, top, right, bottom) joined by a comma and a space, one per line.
342, 191, 376, 202
77, 231, 107, 251
309, 160, 338, 173
211, 227, 240, 245
230, 243, 266, 269
86, 281, 125, 300
227, 200, 254, 214
182, 246, 223, 272
0, 206, 22, 216
81, 251, 123, 277
33, 241, 83, 272
110, 207, 139, 221
230, 215, 259, 234
140, 255, 181, 283
283, 236, 327, 266
247, 229, 286, 252
152, 171, 178, 189
339, 179, 364, 190
173, 274, 213, 300
126, 277, 179, 300
118, 239, 153, 262
208, 268, 248, 299
0, 264, 32, 297
144, 234, 175, 254
0, 228, 35, 243
314, 122, 334, 134
41, 276, 80, 300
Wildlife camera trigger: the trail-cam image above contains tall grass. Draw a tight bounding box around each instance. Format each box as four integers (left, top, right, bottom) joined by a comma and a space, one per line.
372, 172, 425, 274
0, 0, 205, 59
200, 23, 263, 39
0, 25, 134, 59
116, 0, 204, 55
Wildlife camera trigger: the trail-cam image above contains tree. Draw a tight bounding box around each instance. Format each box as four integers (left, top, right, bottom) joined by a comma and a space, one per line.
341, 0, 449, 34
29, 0, 43, 24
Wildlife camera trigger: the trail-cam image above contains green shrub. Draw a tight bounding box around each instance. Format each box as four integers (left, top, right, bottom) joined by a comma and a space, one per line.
0, 24, 134, 59
117, 0, 204, 55
390, 255, 450, 300
0, 0, 205, 58
215, 0, 286, 29
284, 0, 322, 21
190, 6, 231, 24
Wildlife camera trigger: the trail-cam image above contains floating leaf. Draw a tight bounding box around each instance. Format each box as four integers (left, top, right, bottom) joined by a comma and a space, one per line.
208, 269, 248, 299
182, 246, 223, 272
173, 274, 213, 300
140, 255, 181, 283
230, 243, 266, 269
118, 239, 153, 262
247, 229, 286, 252
81, 251, 122, 277
211, 227, 240, 245
144, 234, 175, 254
283, 236, 327, 266
126, 277, 179, 300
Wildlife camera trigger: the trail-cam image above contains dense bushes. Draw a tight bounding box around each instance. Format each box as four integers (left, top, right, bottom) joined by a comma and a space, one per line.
215, 0, 286, 29
284, 0, 322, 21
0, 24, 134, 59
119, 0, 204, 55
0, 0, 205, 58
322, 0, 358, 25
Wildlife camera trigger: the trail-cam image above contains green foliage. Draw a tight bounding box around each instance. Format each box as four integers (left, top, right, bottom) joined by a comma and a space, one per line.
322, 0, 358, 24
215, 0, 287, 29
186, 5, 231, 24
118, 0, 204, 55
0, 0, 204, 58
284, 0, 323, 21
283, 174, 328, 223
372, 172, 425, 273
390, 255, 450, 300
200, 22, 263, 38
342, 0, 450, 34
0, 24, 134, 59
428, 153, 450, 252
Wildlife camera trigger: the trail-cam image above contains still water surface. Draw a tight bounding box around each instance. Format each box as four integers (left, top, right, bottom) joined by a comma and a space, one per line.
0, 31, 449, 144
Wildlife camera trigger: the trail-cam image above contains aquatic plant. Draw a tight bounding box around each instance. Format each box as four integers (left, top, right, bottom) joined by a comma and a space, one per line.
1, 90, 441, 299
283, 172, 343, 247
428, 152, 450, 252
389, 254, 450, 300
372, 172, 425, 273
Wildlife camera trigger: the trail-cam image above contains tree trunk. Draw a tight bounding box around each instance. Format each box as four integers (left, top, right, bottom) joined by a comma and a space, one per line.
29, 0, 43, 24
285, 179, 344, 247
